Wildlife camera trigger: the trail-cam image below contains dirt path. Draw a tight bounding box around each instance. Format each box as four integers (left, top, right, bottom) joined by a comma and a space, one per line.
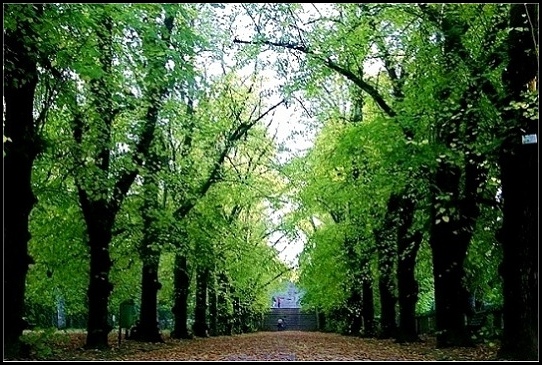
24, 330, 500, 361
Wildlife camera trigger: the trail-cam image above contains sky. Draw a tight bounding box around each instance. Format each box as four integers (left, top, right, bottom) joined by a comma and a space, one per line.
205, 4, 383, 268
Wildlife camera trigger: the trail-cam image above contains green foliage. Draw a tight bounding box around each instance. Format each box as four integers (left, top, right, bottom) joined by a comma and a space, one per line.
15, 3, 520, 344
20, 329, 70, 359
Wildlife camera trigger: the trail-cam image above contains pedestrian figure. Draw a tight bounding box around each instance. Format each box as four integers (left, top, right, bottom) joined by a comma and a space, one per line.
277, 297, 281, 308
277, 318, 285, 331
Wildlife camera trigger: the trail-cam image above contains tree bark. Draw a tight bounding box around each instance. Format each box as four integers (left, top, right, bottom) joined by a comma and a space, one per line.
208, 272, 218, 336
131, 147, 164, 343
497, 4, 538, 361
374, 195, 399, 339
171, 253, 192, 339
217, 273, 233, 336
429, 161, 474, 348
396, 229, 422, 343
396, 194, 422, 343
130, 258, 163, 342
193, 267, 210, 337
345, 286, 363, 336
4, 4, 42, 357
83, 205, 115, 349
361, 278, 376, 337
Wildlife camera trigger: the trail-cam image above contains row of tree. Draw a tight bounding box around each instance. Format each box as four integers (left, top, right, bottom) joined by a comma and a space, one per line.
4, 3, 294, 357
231, 3, 537, 360
3, 3, 537, 361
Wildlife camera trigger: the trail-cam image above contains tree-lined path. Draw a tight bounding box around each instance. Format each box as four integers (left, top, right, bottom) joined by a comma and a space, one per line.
4, 3, 537, 362
16, 331, 499, 361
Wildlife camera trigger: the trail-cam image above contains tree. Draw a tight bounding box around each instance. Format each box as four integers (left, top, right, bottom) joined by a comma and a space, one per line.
4, 4, 46, 356
65, 4, 194, 348
496, 3, 538, 360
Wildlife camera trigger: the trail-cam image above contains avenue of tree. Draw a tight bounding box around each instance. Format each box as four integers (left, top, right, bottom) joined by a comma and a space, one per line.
4, 3, 538, 361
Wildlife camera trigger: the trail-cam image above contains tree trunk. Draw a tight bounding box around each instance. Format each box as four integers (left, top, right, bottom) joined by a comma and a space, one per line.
193, 267, 210, 337
497, 4, 538, 360
345, 287, 363, 336
4, 5, 42, 357
395, 195, 422, 343
84, 207, 115, 349
217, 273, 233, 336
131, 258, 163, 342
396, 229, 422, 343
361, 278, 376, 337
378, 276, 397, 338
171, 253, 192, 339
429, 167, 473, 349
208, 273, 218, 336
131, 147, 164, 343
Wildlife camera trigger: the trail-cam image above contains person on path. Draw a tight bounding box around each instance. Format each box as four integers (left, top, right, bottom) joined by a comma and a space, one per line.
277, 318, 285, 331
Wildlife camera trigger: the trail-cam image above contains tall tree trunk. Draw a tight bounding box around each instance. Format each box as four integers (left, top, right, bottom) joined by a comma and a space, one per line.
83, 206, 115, 349
131, 146, 164, 343
422, 5, 491, 348
395, 195, 422, 343
361, 277, 376, 337
375, 195, 399, 339
343, 235, 363, 336
208, 272, 218, 336
378, 275, 397, 339
345, 286, 363, 336
193, 267, 210, 337
4, 4, 42, 357
217, 273, 233, 336
497, 4, 538, 360
396, 229, 422, 343
171, 253, 192, 339
131, 256, 163, 342
429, 161, 474, 348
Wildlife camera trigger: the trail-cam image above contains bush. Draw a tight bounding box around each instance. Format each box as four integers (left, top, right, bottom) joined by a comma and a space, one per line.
20, 328, 70, 359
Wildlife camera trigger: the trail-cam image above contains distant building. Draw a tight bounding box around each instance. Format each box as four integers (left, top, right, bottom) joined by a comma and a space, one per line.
270, 281, 303, 308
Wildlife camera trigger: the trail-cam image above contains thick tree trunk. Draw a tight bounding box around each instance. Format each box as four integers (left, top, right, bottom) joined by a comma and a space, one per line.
193, 268, 210, 337
395, 194, 422, 343
131, 258, 163, 343
396, 230, 422, 343
429, 166, 473, 349
378, 276, 397, 338
4, 5, 41, 356
171, 254, 192, 339
131, 147, 164, 343
497, 4, 538, 361
361, 278, 376, 337
375, 194, 400, 338
84, 208, 115, 349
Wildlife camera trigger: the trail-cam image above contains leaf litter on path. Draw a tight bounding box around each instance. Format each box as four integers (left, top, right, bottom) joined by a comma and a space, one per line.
12, 330, 501, 361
